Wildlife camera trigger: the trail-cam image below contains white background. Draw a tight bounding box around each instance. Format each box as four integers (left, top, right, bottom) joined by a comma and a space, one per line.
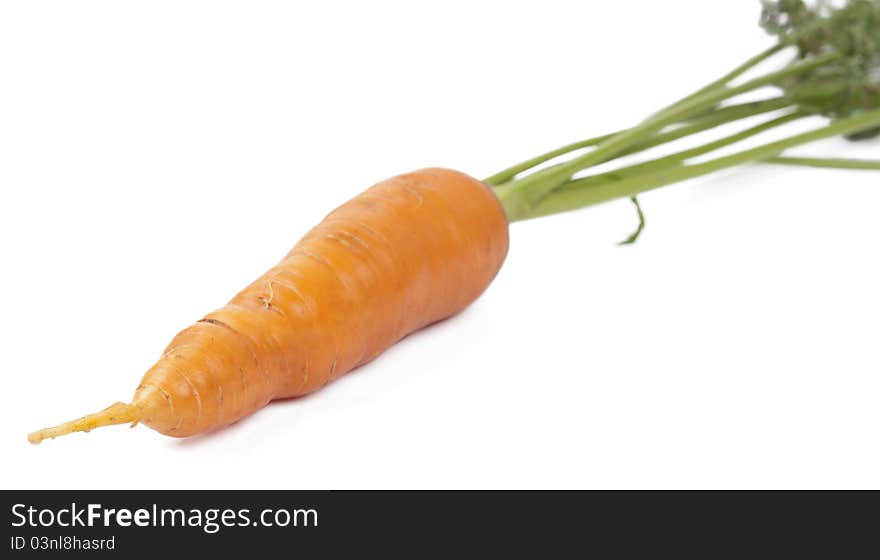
2, 1, 878, 489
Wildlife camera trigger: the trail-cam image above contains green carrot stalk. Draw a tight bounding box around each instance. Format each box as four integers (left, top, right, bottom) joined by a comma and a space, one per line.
522, 108, 880, 220
485, 0, 880, 227
765, 156, 880, 170
483, 97, 793, 186
553, 111, 808, 193
494, 54, 837, 220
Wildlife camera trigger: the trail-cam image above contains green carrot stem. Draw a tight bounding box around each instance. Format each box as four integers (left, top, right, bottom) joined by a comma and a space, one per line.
659, 44, 786, 113
644, 52, 834, 127
484, 43, 787, 187
634, 98, 793, 155
484, 97, 793, 186
496, 52, 839, 220
483, 133, 616, 187
765, 156, 880, 170
520, 108, 880, 220
557, 111, 807, 192
617, 197, 645, 246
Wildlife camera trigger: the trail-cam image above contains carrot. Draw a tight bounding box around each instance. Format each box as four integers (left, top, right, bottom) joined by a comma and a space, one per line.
28, 169, 509, 442
29, 0, 880, 443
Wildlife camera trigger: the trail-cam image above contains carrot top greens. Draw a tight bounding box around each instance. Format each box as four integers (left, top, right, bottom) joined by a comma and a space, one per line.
488, 0, 880, 236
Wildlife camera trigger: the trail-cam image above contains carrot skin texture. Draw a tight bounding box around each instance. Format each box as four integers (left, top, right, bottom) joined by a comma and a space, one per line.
132, 168, 509, 437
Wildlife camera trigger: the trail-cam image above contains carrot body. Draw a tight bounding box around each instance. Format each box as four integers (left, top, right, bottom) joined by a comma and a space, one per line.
29, 168, 508, 442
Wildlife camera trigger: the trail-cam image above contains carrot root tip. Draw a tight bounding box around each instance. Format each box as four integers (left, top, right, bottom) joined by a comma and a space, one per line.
27, 402, 142, 445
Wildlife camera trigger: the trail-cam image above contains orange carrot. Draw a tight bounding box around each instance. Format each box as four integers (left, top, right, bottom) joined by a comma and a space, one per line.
30, 1, 880, 444
28, 168, 509, 442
